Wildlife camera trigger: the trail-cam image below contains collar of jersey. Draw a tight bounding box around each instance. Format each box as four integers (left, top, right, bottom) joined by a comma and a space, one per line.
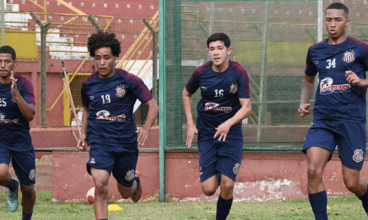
209, 60, 232, 74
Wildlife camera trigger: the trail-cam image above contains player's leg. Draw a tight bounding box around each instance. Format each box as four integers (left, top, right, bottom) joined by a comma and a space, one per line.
112, 148, 142, 201
198, 137, 218, 196
91, 168, 110, 219
10, 146, 36, 219
87, 145, 115, 220
0, 148, 19, 212
303, 121, 336, 220
337, 122, 368, 214
216, 139, 243, 220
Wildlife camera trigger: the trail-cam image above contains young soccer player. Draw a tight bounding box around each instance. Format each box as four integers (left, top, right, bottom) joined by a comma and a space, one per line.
298, 3, 368, 219
78, 31, 158, 220
0, 45, 36, 220
183, 33, 251, 220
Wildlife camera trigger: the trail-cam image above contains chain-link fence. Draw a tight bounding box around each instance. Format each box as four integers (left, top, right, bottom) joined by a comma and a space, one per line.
163, 0, 368, 149
2, 11, 158, 127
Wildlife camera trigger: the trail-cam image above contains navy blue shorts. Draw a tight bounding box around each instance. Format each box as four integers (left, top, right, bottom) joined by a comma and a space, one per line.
302, 120, 366, 170
0, 143, 36, 185
198, 136, 243, 182
87, 144, 138, 187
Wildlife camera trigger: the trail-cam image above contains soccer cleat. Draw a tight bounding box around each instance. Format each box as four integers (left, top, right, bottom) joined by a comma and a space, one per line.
7, 179, 19, 212
131, 171, 142, 202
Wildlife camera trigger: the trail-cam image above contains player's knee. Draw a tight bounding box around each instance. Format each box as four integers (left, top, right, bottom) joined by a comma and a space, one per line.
120, 190, 131, 199
307, 166, 323, 181
220, 180, 234, 193
202, 187, 217, 196
94, 181, 108, 196
0, 170, 9, 185
344, 179, 359, 193
20, 185, 34, 198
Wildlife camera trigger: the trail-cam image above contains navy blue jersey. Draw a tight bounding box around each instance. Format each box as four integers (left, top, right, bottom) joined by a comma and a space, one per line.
305, 37, 368, 123
186, 61, 250, 139
0, 74, 35, 149
81, 69, 153, 147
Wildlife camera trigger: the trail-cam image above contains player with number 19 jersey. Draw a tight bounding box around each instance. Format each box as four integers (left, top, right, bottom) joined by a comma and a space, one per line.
186, 60, 250, 182
81, 68, 152, 147
303, 37, 368, 170
81, 68, 152, 186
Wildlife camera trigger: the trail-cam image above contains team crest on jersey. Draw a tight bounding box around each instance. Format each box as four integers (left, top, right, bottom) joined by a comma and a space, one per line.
353, 149, 364, 163
342, 50, 355, 63
320, 77, 351, 95
125, 169, 135, 181
205, 102, 232, 113
116, 84, 126, 98
233, 163, 240, 175
96, 110, 125, 122
29, 169, 35, 180
229, 82, 238, 94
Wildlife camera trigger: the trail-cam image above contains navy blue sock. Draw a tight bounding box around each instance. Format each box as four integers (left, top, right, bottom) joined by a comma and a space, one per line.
6, 179, 18, 192
308, 191, 328, 220
134, 176, 140, 192
217, 173, 222, 188
216, 196, 233, 220
22, 210, 33, 220
358, 184, 368, 213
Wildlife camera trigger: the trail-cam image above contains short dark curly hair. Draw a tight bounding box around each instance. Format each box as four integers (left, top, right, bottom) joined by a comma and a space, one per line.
87, 31, 121, 57
0, 45, 16, 61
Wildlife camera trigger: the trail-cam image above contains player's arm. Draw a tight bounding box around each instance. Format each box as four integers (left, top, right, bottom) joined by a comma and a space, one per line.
298, 74, 315, 118
214, 98, 251, 142
183, 87, 198, 149
136, 99, 158, 145
10, 71, 35, 121
77, 106, 89, 151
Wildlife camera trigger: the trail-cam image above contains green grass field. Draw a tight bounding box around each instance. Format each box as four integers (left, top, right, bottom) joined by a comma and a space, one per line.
0, 192, 367, 219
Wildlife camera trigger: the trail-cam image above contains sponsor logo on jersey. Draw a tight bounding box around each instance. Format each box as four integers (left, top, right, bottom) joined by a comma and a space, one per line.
90, 158, 96, 164
320, 77, 351, 95
353, 149, 363, 163
200, 86, 207, 90
233, 163, 240, 175
90, 96, 94, 100
205, 102, 232, 112
230, 82, 238, 94
96, 110, 125, 122
342, 50, 355, 63
0, 113, 19, 124
29, 169, 35, 180
125, 169, 135, 181
116, 84, 126, 98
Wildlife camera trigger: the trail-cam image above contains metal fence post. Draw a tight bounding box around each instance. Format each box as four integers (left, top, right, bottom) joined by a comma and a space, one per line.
142, 18, 158, 125
30, 11, 50, 127
88, 15, 102, 32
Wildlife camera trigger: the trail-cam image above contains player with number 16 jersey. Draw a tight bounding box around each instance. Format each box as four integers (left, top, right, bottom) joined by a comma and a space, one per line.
183, 33, 251, 220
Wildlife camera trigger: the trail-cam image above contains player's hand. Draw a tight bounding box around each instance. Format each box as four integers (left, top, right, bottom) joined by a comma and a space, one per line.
346, 70, 365, 87
186, 124, 198, 149
77, 133, 89, 151
136, 127, 149, 145
9, 71, 18, 98
214, 121, 231, 142
297, 104, 310, 118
